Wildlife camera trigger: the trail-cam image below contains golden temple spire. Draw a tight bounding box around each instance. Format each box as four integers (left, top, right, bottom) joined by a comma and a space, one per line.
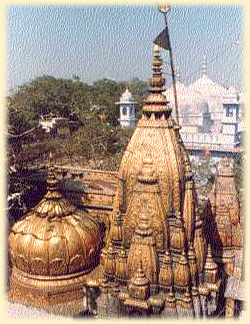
173, 249, 190, 289
126, 206, 159, 285
104, 243, 116, 280
187, 243, 198, 287
170, 211, 186, 252
116, 246, 127, 282
110, 209, 123, 245
142, 45, 171, 114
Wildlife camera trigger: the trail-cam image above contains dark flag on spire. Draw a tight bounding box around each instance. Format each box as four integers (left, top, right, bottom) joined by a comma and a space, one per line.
153, 28, 170, 50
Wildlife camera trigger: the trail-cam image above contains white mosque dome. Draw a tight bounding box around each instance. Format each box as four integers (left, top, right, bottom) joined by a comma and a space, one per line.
187, 57, 228, 119
188, 74, 227, 99
164, 80, 209, 125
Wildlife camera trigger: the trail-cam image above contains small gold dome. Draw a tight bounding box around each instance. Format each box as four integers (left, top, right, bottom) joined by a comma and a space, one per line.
9, 165, 103, 278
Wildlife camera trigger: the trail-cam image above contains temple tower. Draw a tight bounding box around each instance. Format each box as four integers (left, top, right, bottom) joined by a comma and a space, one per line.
99, 45, 213, 318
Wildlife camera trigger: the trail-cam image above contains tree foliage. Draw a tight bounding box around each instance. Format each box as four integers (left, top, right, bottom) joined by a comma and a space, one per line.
7, 75, 147, 173
7, 75, 148, 134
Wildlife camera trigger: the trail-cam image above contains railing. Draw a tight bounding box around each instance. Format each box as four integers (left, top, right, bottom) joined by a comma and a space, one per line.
180, 132, 238, 147
57, 165, 118, 184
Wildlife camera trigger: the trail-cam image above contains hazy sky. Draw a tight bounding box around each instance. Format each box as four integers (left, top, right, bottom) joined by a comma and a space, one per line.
7, 5, 243, 92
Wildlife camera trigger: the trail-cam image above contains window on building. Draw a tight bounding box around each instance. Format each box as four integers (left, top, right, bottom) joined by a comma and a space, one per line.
122, 107, 127, 116
226, 107, 234, 117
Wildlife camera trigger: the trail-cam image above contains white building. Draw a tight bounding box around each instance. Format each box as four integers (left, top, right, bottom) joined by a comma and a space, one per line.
164, 74, 211, 133
187, 57, 228, 132
164, 57, 243, 161
116, 88, 137, 129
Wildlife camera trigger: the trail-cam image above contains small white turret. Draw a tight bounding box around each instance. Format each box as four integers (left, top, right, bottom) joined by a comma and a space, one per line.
116, 87, 137, 129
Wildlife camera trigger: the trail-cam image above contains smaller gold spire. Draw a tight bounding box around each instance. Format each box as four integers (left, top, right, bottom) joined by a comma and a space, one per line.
173, 249, 190, 289
187, 243, 198, 287
158, 249, 173, 289
110, 209, 123, 245
128, 259, 150, 300
104, 243, 116, 280
170, 212, 186, 251
204, 244, 218, 284
116, 246, 127, 282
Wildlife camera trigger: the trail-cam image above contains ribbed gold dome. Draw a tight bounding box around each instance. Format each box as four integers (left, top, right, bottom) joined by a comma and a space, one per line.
9, 164, 103, 278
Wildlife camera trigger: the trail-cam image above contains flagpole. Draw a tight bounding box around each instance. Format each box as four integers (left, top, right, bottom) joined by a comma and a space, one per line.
158, 6, 180, 125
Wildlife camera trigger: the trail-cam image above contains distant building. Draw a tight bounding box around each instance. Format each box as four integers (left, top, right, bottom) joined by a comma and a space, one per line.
187, 56, 228, 130
164, 73, 212, 134
164, 57, 244, 162
116, 88, 137, 129
221, 86, 241, 145
38, 114, 78, 136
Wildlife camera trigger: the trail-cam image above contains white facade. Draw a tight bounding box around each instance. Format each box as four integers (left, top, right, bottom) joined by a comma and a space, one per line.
164, 79, 211, 134
221, 86, 240, 144
164, 58, 243, 151
116, 88, 137, 129
39, 116, 69, 133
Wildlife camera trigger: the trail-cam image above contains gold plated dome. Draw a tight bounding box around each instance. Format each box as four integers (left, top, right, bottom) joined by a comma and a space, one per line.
8, 161, 103, 310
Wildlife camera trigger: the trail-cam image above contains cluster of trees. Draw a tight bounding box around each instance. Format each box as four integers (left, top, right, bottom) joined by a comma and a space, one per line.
7, 75, 148, 135
7, 75, 148, 168
7, 75, 148, 221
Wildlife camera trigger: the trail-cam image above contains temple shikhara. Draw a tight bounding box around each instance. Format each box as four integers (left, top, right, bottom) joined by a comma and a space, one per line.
7, 5, 244, 319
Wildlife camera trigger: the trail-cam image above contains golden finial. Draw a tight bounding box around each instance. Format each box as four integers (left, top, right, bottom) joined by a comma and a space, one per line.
153, 44, 160, 56
45, 151, 59, 193
142, 44, 170, 114
157, 4, 171, 13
